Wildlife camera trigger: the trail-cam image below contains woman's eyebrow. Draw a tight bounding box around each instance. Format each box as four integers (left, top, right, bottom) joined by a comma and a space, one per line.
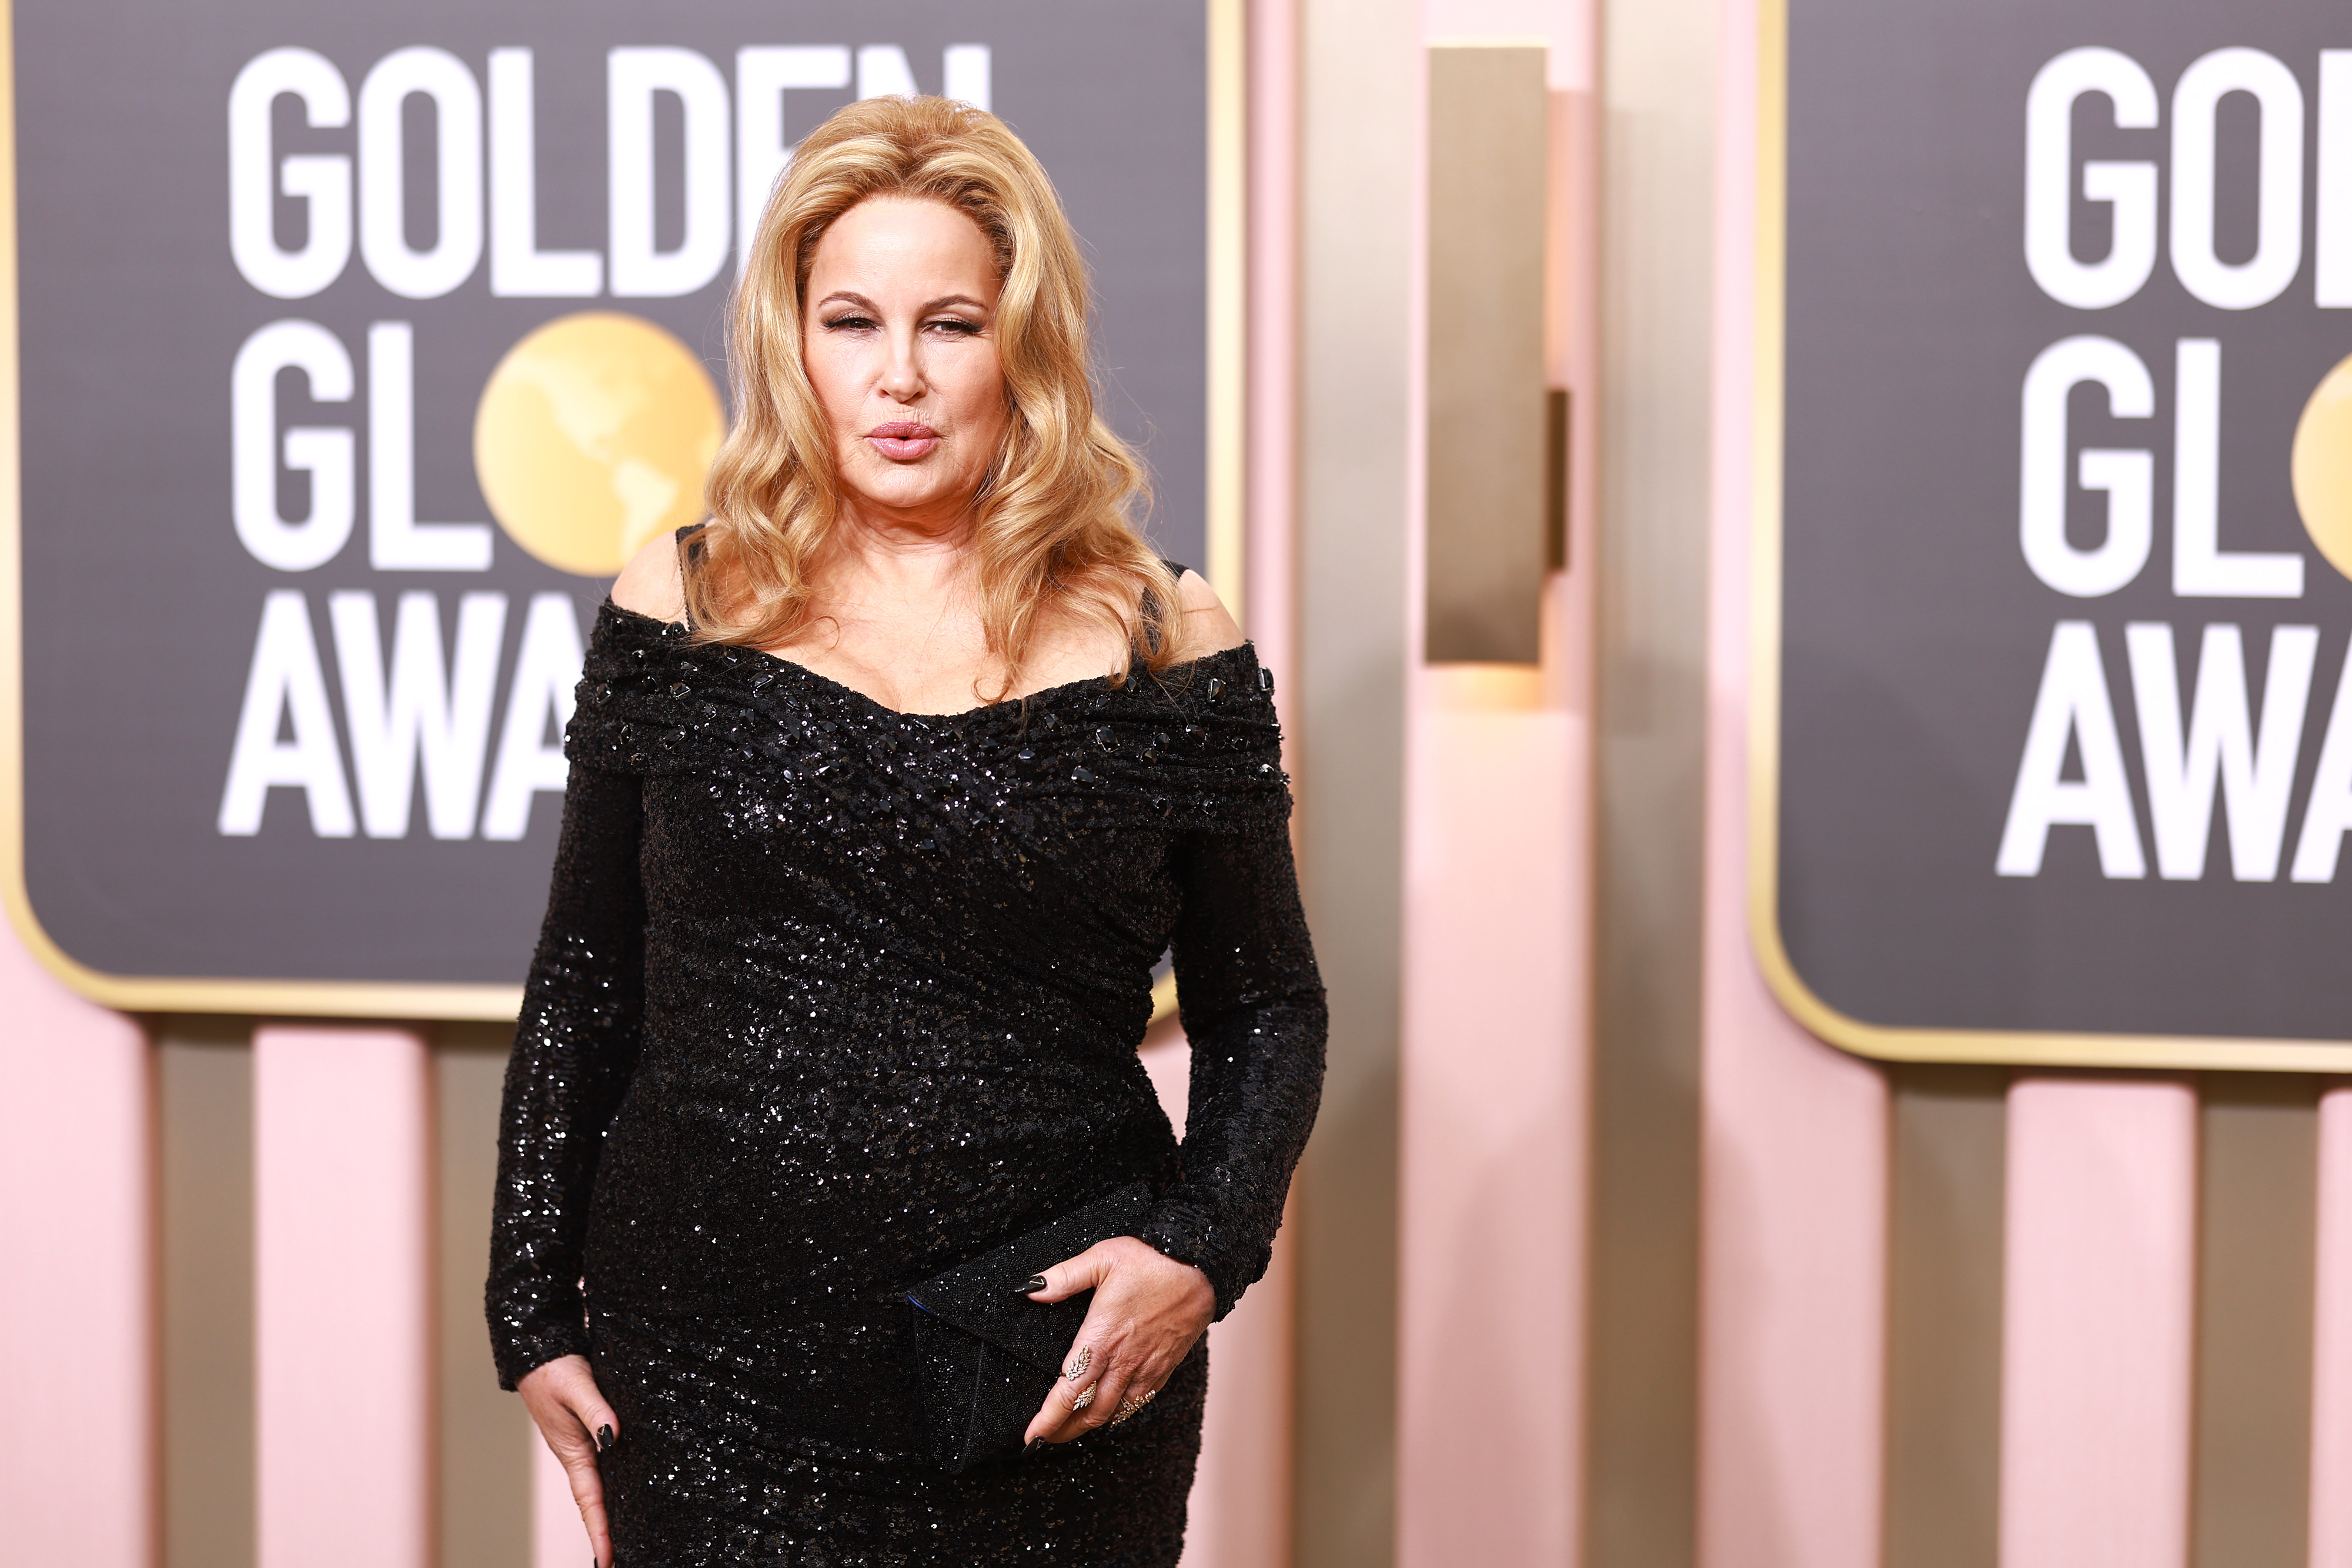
813, 291, 987, 315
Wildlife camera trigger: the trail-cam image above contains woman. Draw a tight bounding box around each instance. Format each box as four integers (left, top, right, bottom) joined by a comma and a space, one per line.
487, 95, 1325, 1567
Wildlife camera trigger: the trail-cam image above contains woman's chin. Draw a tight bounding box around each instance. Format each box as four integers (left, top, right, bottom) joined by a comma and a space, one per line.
840, 476, 980, 530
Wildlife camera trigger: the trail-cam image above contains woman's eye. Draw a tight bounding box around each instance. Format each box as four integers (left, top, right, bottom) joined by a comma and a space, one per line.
925, 318, 982, 336
821, 315, 876, 332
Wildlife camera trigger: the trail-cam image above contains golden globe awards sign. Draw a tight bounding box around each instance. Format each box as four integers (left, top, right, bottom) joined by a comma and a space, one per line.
4, 1, 1214, 1016
1759, 0, 2352, 1068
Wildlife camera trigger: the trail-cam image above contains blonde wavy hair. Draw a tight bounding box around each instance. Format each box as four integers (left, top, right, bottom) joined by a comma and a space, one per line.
686, 95, 1181, 690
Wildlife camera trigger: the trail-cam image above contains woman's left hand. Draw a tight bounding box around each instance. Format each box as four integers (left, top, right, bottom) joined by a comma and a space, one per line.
1021, 1236, 1214, 1445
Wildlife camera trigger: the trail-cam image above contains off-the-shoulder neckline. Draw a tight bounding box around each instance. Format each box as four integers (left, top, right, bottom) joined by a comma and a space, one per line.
599, 599, 1259, 722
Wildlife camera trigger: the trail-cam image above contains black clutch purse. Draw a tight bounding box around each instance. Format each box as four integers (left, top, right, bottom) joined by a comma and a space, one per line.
904, 1182, 1154, 1473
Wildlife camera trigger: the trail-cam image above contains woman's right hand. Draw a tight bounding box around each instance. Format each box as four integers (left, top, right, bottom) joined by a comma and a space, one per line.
517, 1354, 621, 1567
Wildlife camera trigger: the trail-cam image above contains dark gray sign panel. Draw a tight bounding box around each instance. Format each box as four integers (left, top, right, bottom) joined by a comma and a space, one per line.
1761, 0, 2352, 1068
5, 0, 1216, 1016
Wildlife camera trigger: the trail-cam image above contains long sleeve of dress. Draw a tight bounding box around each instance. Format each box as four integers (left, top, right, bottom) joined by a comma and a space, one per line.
1137, 816, 1327, 1320
486, 759, 647, 1389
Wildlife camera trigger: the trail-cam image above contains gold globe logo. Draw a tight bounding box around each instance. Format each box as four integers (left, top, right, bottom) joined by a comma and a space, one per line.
473, 311, 726, 577
2293, 352, 2352, 581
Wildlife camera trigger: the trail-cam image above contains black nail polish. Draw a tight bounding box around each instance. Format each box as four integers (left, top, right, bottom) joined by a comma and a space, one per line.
596, 1424, 614, 1452
1015, 1275, 1047, 1295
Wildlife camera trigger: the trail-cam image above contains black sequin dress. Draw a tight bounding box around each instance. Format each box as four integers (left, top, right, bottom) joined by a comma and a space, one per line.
487, 596, 1327, 1567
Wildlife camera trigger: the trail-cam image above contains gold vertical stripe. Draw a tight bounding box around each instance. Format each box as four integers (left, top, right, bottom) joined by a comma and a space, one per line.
159, 1024, 256, 1568
1883, 1066, 2009, 1568
1745, 0, 1790, 1074
1206, 0, 1248, 617
0, 0, 35, 1017
437, 1027, 535, 1568
2193, 1077, 2320, 1568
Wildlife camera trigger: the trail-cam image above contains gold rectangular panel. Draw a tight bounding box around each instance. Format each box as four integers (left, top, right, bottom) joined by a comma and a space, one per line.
1426, 45, 1549, 664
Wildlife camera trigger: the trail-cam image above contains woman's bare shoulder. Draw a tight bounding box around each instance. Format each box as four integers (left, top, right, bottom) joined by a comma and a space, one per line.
611, 531, 689, 624
1173, 569, 1245, 660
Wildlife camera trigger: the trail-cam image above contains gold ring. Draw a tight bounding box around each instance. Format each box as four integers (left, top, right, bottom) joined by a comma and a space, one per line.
1071, 1384, 1097, 1413
1109, 1387, 1158, 1426
1065, 1346, 1093, 1383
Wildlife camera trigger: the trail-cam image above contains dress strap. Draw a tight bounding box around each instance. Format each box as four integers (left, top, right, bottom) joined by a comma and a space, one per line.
1145, 559, 1191, 656
674, 523, 709, 631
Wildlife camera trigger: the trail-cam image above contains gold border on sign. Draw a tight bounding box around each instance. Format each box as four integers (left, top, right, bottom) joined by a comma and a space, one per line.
1745, 0, 2352, 1072
1162, 0, 1244, 1031
1204, 0, 1247, 618
0, 7, 1241, 1022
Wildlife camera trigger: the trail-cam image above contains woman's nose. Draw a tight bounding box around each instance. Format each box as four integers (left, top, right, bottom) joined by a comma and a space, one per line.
879, 334, 924, 400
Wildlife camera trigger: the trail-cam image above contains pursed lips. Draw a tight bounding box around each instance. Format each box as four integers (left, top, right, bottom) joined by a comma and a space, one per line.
865, 421, 940, 461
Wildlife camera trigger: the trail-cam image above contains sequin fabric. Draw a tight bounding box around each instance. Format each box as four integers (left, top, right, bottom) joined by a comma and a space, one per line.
489, 600, 1327, 1566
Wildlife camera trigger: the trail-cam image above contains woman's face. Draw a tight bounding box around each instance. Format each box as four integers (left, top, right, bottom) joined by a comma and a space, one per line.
801, 196, 1010, 533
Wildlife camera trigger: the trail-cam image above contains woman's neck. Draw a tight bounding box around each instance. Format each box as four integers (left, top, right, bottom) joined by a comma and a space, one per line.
821, 502, 976, 609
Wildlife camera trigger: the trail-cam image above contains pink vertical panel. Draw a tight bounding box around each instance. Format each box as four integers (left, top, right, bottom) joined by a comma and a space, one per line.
1401, 7, 1596, 1565
532, 1439, 588, 1568
1186, 1220, 1297, 1568
2313, 1083, 2352, 1568
1141, 1028, 1301, 1568
1999, 1077, 2197, 1568
1696, 2, 1890, 1563
0, 928, 153, 1568
255, 1025, 433, 1568
1140, 1026, 1192, 1133
1398, 669, 1584, 1568
1693, 954, 1888, 1568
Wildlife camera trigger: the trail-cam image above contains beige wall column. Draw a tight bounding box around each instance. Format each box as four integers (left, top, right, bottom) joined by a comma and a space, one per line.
161, 1018, 258, 1568
1294, 0, 1415, 1563
1584, 0, 1718, 1561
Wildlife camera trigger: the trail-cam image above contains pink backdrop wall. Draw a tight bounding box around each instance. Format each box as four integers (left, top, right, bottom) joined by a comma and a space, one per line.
0, 933, 152, 1568
13, 7, 2352, 1568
